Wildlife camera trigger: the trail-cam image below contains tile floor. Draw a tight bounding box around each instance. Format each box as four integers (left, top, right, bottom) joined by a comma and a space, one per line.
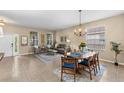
0, 54, 124, 82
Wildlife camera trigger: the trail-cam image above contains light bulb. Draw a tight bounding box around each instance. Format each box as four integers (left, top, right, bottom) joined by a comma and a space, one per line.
78, 28, 82, 32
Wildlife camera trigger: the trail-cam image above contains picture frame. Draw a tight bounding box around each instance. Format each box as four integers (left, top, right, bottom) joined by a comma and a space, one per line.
21, 35, 28, 46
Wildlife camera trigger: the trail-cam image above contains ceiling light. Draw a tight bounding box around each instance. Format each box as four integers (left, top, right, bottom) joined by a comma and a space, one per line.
74, 10, 86, 37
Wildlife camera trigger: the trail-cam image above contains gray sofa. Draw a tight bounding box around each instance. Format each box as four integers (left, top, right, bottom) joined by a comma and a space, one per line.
56, 44, 71, 54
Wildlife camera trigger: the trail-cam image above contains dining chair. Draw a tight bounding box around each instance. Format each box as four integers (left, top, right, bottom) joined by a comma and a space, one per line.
78, 54, 96, 80
73, 49, 77, 53
64, 52, 67, 57
96, 52, 100, 70
61, 57, 77, 82
76, 50, 80, 52
0, 53, 4, 61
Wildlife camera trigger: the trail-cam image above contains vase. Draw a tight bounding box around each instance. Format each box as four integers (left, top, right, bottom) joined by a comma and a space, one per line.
80, 47, 84, 52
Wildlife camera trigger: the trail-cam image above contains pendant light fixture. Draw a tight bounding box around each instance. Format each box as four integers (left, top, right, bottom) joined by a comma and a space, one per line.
74, 10, 85, 36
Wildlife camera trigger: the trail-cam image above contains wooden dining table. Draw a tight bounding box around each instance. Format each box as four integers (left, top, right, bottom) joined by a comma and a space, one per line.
67, 51, 95, 60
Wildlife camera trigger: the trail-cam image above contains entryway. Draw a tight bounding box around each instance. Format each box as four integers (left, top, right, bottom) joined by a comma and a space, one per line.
0, 34, 19, 57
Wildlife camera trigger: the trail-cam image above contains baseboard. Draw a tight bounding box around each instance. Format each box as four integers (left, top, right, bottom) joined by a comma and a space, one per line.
17, 52, 34, 56
100, 58, 124, 66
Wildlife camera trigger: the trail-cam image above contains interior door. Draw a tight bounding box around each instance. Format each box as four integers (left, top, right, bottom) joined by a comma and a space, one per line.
13, 34, 19, 56
0, 35, 13, 57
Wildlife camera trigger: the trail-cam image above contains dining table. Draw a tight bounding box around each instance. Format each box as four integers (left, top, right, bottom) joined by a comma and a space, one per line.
67, 51, 95, 60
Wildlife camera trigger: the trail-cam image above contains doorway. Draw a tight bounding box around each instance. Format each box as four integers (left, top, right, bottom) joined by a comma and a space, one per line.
13, 34, 19, 56
0, 34, 19, 57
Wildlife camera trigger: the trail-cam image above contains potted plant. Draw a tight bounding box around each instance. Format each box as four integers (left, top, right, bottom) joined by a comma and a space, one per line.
110, 41, 123, 66
79, 41, 86, 52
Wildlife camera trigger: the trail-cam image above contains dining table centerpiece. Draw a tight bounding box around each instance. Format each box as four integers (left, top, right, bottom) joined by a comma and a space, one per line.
79, 40, 86, 52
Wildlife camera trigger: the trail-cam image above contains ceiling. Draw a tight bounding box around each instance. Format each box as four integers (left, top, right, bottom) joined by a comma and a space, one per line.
0, 10, 124, 31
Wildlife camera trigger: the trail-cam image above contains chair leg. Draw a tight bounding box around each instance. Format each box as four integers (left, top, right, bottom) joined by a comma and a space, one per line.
79, 65, 83, 74
74, 74, 76, 82
95, 63, 98, 73
94, 67, 96, 76
74, 68, 76, 82
89, 67, 92, 80
93, 64, 96, 75
61, 69, 63, 81
98, 61, 100, 70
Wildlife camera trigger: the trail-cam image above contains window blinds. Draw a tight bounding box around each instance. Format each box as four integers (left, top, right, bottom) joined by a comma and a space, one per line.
86, 26, 105, 51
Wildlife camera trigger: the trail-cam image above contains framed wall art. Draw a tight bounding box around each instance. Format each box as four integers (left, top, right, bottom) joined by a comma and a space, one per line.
21, 35, 28, 46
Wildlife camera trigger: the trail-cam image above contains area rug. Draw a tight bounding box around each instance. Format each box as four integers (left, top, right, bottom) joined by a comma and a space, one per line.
35, 53, 62, 64
53, 65, 106, 82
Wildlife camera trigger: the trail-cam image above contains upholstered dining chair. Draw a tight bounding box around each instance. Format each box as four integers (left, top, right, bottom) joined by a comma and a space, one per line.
61, 57, 77, 82
0, 53, 4, 61
78, 54, 96, 80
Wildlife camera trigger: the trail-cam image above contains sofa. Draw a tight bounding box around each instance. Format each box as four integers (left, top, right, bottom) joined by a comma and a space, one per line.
56, 44, 71, 54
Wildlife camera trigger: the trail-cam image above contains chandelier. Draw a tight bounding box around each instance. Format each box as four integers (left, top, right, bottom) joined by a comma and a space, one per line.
74, 10, 85, 36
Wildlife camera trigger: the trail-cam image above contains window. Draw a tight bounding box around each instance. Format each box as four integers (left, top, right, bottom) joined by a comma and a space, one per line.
47, 33, 53, 45
30, 32, 38, 46
86, 26, 105, 51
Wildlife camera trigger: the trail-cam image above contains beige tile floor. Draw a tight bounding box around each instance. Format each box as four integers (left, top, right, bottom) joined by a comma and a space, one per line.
0, 54, 124, 82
